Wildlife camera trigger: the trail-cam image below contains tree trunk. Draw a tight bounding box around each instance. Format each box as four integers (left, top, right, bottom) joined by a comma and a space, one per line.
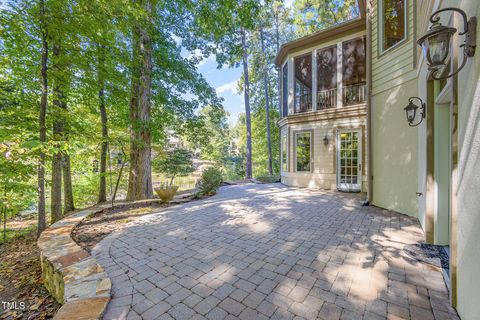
241, 27, 253, 179
260, 28, 273, 176
127, 1, 153, 201
50, 142, 63, 222
51, 43, 65, 223
98, 46, 108, 203
37, 0, 48, 235
63, 154, 74, 212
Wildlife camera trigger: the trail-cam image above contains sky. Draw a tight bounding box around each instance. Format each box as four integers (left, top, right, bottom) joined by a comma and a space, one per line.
196, 0, 294, 126
197, 57, 244, 126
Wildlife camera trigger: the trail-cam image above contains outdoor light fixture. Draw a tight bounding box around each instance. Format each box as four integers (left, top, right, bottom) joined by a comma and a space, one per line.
117, 152, 123, 165
417, 7, 477, 79
404, 97, 426, 127
92, 159, 99, 173
323, 135, 329, 146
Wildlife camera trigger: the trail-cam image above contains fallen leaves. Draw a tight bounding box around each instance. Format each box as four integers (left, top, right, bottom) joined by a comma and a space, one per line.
0, 232, 60, 320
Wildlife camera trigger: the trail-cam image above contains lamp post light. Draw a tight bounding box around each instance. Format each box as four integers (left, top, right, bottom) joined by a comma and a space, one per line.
404, 97, 426, 127
117, 152, 123, 165
417, 8, 476, 79
92, 159, 99, 173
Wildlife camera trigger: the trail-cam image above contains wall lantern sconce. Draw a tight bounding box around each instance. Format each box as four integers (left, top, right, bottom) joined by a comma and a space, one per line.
404, 97, 426, 127
323, 135, 329, 146
417, 8, 477, 80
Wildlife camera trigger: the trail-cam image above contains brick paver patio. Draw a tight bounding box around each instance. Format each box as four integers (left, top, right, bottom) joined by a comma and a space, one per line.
93, 184, 459, 320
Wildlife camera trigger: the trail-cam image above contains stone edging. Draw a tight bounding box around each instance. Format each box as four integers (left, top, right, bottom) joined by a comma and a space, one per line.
38, 204, 112, 320
37, 195, 196, 320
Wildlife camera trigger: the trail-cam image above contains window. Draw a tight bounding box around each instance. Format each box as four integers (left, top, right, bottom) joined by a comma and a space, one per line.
281, 135, 287, 172
282, 63, 288, 117
316, 45, 337, 110
294, 53, 312, 113
380, 0, 406, 52
295, 132, 311, 172
342, 37, 366, 106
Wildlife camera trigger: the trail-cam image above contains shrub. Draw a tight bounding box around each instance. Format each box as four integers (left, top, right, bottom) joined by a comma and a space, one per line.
255, 175, 281, 184
196, 167, 223, 197
152, 148, 194, 186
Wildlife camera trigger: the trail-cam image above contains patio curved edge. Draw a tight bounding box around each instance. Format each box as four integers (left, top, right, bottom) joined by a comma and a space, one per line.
37, 204, 113, 320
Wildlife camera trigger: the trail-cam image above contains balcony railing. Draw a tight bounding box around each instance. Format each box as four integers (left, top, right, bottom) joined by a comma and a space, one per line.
294, 94, 312, 113
290, 84, 366, 115
343, 82, 366, 106
317, 88, 337, 110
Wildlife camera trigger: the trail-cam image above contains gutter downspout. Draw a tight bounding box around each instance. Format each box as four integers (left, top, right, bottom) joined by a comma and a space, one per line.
366, 0, 373, 205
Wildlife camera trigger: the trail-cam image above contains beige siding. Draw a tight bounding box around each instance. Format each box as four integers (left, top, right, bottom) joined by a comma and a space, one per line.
281, 116, 368, 191
371, 0, 416, 94
370, 0, 419, 216
456, 0, 480, 318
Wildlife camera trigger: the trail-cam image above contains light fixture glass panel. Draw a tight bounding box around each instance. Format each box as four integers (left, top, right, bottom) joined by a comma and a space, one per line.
427, 33, 450, 67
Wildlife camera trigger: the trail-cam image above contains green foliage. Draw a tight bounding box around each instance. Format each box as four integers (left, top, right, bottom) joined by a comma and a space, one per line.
255, 175, 281, 183
180, 105, 231, 163
0, 0, 334, 231
196, 167, 223, 197
0, 224, 37, 245
293, 0, 359, 36
153, 149, 194, 186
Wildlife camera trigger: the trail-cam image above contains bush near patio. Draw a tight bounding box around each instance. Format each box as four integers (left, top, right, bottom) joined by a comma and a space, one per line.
153, 149, 195, 187
196, 167, 224, 197
255, 174, 281, 184
153, 148, 195, 202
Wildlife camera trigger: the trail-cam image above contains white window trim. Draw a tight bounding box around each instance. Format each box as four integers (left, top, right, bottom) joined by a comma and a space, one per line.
294, 130, 313, 173
281, 61, 288, 118
336, 129, 363, 191
281, 133, 288, 173
378, 0, 408, 56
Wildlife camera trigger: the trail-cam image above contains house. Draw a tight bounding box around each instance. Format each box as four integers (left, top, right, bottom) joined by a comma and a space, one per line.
276, 17, 367, 192
276, 0, 480, 319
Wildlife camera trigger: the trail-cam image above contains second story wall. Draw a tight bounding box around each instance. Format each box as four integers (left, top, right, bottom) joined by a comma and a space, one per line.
279, 29, 367, 118
371, 0, 416, 94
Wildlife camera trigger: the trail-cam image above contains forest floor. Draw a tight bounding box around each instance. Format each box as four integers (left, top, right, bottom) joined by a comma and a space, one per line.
0, 231, 60, 320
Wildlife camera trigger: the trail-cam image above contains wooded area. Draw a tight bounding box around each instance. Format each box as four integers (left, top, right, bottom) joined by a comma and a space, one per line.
0, 0, 356, 239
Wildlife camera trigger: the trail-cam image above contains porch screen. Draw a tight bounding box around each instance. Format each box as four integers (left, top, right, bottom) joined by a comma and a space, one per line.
294, 53, 312, 113
296, 132, 311, 172
316, 45, 337, 109
382, 0, 406, 51
342, 37, 366, 106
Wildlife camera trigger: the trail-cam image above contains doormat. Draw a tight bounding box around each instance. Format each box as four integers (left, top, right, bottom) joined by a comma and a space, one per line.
404, 243, 449, 269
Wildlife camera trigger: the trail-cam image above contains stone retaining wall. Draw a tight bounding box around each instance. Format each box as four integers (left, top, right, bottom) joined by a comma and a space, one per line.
38, 205, 111, 320
37, 195, 194, 320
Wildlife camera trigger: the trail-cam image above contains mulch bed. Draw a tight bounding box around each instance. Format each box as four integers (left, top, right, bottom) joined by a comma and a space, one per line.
0, 232, 60, 320
72, 193, 197, 253
404, 243, 450, 269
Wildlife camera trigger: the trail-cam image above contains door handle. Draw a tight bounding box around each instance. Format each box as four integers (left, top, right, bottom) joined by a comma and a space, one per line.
358, 163, 362, 171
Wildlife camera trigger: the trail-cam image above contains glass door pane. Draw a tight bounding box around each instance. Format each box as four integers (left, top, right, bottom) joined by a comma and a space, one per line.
338, 131, 361, 192
296, 132, 311, 172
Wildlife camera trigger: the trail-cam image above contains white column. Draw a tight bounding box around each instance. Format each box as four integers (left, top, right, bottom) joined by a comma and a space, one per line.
312, 50, 317, 111
337, 42, 343, 108
288, 56, 294, 115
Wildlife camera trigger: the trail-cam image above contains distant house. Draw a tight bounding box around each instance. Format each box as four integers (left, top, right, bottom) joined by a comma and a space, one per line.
276, 1, 480, 319
165, 129, 184, 151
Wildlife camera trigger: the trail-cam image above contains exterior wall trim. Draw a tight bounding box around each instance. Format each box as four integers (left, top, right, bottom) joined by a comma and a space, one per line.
278, 105, 366, 127
292, 129, 314, 173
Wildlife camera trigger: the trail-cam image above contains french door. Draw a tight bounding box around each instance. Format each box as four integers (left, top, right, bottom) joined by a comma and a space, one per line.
337, 130, 362, 192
